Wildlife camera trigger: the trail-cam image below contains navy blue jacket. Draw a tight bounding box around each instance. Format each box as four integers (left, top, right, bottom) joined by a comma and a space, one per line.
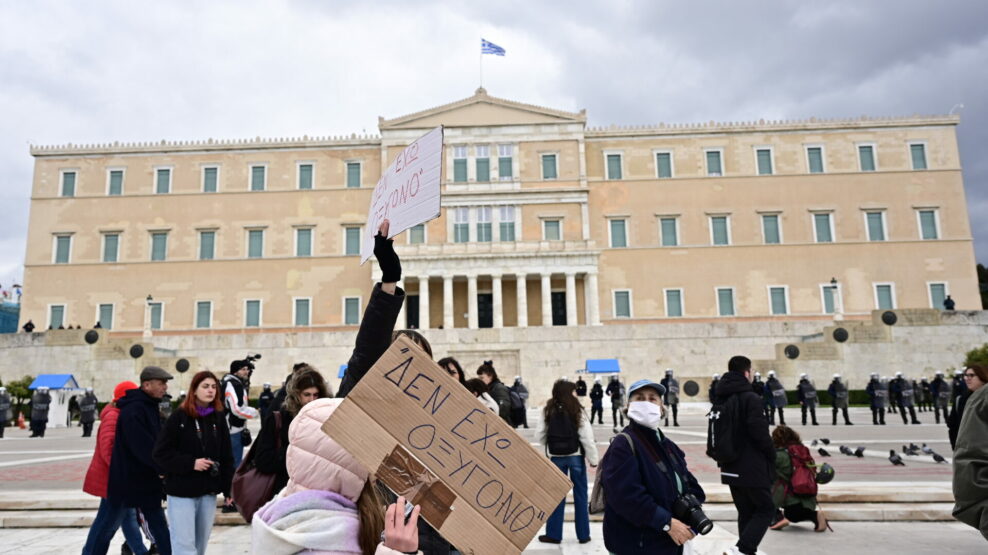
107, 388, 165, 507
601, 421, 705, 554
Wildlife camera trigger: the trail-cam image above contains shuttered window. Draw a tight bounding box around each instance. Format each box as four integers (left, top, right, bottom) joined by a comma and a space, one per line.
656, 152, 672, 178
151, 232, 168, 261
196, 302, 211, 328
606, 154, 622, 180
203, 167, 218, 192
876, 285, 894, 309
199, 231, 215, 260
245, 300, 261, 327
156, 168, 171, 193
919, 210, 939, 239
542, 154, 557, 179
665, 289, 683, 317
250, 166, 266, 191
910, 144, 927, 170
298, 164, 313, 190
108, 170, 124, 195
858, 145, 876, 171
344, 297, 360, 325
103, 234, 119, 263
296, 228, 312, 257
756, 149, 773, 175
711, 216, 729, 245
706, 151, 722, 176
345, 227, 361, 255
61, 171, 76, 197
614, 291, 631, 318
248, 229, 264, 258
55, 235, 71, 263
98, 304, 114, 330
866, 212, 886, 241
609, 219, 627, 248
295, 298, 310, 326
717, 288, 735, 316
660, 218, 678, 246
346, 162, 361, 188
770, 287, 788, 315
762, 215, 780, 244
807, 147, 824, 173
814, 213, 833, 243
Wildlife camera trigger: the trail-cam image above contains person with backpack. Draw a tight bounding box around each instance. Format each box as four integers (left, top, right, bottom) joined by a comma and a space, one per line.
768, 425, 831, 532
589, 377, 604, 425
600, 378, 706, 553
509, 376, 529, 429
538, 380, 598, 545
711, 356, 775, 555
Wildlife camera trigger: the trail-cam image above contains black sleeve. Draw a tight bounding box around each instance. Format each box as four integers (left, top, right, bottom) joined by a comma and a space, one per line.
337, 283, 406, 398
254, 411, 283, 475
217, 416, 234, 497
742, 394, 775, 462
152, 412, 195, 475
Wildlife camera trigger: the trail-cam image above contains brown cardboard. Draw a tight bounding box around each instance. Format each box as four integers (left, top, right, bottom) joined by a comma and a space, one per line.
322, 336, 571, 555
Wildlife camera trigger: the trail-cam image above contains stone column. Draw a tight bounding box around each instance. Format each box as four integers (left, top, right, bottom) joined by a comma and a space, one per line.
492, 274, 503, 329
418, 276, 430, 330
541, 273, 553, 327
585, 271, 601, 326
397, 277, 408, 329
443, 276, 454, 329
467, 274, 479, 329
516, 274, 528, 328
565, 273, 577, 327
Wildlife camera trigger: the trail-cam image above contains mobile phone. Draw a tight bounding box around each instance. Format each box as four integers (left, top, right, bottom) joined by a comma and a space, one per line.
403, 499, 415, 524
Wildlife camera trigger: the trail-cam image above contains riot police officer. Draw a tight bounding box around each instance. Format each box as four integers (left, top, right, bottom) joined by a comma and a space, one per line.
158, 391, 173, 424
892, 372, 921, 425
29, 386, 51, 438
888, 373, 901, 414
866, 373, 887, 425
797, 373, 819, 426
0, 386, 11, 438
766, 370, 787, 425
589, 377, 604, 424
918, 377, 932, 412
752, 372, 772, 423
258, 382, 275, 421
78, 387, 98, 437
930, 370, 951, 424
951, 369, 967, 408
828, 374, 852, 425
660, 368, 680, 426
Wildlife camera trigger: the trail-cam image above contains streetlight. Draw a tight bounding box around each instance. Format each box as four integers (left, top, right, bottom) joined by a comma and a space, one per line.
830, 277, 843, 321
143, 294, 153, 339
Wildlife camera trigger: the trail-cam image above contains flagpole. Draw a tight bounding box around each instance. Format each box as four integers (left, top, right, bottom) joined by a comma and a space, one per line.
479, 48, 483, 88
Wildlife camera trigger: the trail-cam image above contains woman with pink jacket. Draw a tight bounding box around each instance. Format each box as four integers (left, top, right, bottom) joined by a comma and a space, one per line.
251, 397, 420, 554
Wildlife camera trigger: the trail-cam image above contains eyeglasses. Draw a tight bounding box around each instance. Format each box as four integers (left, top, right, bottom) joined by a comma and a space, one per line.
964, 373, 977, 378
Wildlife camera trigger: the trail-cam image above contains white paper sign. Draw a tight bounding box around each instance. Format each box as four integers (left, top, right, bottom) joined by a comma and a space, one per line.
361, 126, 444, 263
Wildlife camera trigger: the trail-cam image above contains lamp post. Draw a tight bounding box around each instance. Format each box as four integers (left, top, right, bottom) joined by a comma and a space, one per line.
830, 277, 843, 321
143, 294, 153, 339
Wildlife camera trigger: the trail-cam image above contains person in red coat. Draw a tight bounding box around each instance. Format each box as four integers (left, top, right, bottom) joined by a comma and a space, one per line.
82, 381, 149, 555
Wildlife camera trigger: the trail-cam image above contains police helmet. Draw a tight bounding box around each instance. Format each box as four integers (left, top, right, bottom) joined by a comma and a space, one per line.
666, 368, 674, 375
768, 370, 776, 377
895, 371, 903, 377
833, 373, 840, 378
815, 463, 836, 484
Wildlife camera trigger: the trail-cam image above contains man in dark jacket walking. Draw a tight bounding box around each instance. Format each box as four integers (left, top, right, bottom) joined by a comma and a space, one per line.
79, 387, 98, 437
714, 356, 775, 555
104, 366, 173, 555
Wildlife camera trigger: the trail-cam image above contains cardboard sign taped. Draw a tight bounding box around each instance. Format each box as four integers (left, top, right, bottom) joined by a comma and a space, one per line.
322, 336, 571, 555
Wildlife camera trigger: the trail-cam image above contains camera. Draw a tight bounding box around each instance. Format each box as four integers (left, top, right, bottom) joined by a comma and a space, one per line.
671, 493, 713, 535
207, 459, 220, 478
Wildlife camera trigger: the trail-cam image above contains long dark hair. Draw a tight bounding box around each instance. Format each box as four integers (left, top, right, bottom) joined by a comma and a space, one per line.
284, 367, 329, 416
477, 361, 499, 383
543, 380, 581, 427
464, 378, 488, 397
437, 357, 465, 384
180, 371, 224, 418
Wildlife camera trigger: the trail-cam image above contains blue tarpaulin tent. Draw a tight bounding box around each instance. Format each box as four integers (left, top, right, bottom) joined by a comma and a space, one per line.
27, 374, 82, 428
585, 359, 621, 374
29, 374, 80, 390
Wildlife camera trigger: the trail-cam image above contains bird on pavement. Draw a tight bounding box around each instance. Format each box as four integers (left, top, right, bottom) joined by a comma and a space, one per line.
811, 439, 819, 446
902, 444, 920, 456
818, 448, 831, 457
839, 445, 853, 456
854, 447, 865, 458
921, 443, 934, 455
889, 450, 906, 466
933, 453, 947, 464
909, 442, 922, 452
820, 438, 831, 445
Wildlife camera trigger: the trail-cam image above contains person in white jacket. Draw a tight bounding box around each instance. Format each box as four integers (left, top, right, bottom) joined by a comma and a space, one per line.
464, 378, 500, 413
251, 398, 420, 554
537, 380, 599, 545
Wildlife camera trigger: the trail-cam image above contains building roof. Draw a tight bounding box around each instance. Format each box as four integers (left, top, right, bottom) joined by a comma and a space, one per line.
379, 87, 586, 130
29, 374, 80, 390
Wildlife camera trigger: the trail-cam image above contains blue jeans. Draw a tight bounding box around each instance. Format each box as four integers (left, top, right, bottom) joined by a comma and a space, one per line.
166, 495, 216, 555
82, 499, 154, 555
230, 431, 244, 471
545, 455, 590, 541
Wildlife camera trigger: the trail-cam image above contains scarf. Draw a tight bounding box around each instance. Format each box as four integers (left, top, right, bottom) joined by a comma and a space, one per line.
251, 489, 362, 554
196, 406, 215, 417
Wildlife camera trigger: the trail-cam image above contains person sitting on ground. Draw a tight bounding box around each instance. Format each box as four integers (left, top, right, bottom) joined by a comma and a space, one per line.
251, 398, 420, 554
768, 425, 830, 533
477, 361, 513, 424
464, 378, 499, 413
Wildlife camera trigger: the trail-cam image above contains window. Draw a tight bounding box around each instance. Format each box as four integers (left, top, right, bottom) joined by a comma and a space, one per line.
609, 218, 627, 248
497, 144, 513, 180
108, 170, 124, 195
247, 229, 264, 258
149, 302, 163, 330
476, 146, 490, 182
98, 304, 114, 330
409, 224, 425, 244
346, 162, 361, 188
245, 300, 261, 327
344, 226, 361, 255
294, 298, 311, 326
54, 235, 72, 264
806, 146, 824, 174
705, 149, 723, 176
61, 171, 77, 197
928, 282, 947, 309
821, 283, 839, 314
874, 283, 895, 309
102, 233, 119, 263
476, 207, 492, 242
655, 151, 673, 178
298, 163, 314, 190
813, 213, 834, 243
606, 153, 622, 180
769, 286, 789, 315
918, 209, 939, 240
858, 145, 876, 172
202, 166, 218, 193
756, 148, 773, 175
710, 216, 730, 246
155, 168, 171, 194
660, 217, 678, 247
499, 206, 515, 241
665, 289, 683, 317
150, 232, 168, 261
250, 165, 266, 191
910, 143, 927, 170
866, 211, 886, 241
453, 146, 467, 183
453, 207, 469, 243
195, 301, 212, 328
49, 305, 65, 329
613, 290, 632, 318
761, 214, 781, 244
296, 228, 312, 257
344, 297, 361, 325
541, 154, 558, 180
717, 288, 735, 316
543, 219, 561, 241
199, 231, 216, 260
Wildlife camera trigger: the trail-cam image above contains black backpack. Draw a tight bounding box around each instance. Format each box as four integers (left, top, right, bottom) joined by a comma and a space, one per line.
706, 394, 743, 464
509, 390, 524, 410
546, 404, 581, 456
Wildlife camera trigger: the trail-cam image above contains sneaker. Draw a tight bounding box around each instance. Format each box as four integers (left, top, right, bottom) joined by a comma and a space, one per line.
121, 544, 134, 555
148, 544, 159, 555
538, 535, 561, 544
221, 502, 239, 514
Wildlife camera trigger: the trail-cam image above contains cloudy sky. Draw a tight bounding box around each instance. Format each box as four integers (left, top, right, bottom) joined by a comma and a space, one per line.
1, 0, 986, 289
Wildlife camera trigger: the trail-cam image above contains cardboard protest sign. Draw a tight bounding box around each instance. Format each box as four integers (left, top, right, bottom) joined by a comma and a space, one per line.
322, 336, 571, 554
360, 126, 443, 263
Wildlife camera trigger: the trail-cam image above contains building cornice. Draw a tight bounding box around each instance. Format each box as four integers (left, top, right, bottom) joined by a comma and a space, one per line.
379, 87, 586, 130
31, 134, 382, 157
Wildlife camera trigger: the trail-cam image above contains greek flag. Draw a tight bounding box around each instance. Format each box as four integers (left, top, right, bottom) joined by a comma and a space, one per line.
481, 38, 506, 56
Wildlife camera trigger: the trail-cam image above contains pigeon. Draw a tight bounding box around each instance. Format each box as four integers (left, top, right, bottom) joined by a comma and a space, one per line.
933, 453, 947, 464
889, 450, 906, 466
921, 443, 934, 455
811, 439, 819, 447
839, 445, 853, 456
903, 444, 919, 456
909, 443, 921, 453
818, 448, 831, 457
854, 447, 865, 458
820, 438, 831, 445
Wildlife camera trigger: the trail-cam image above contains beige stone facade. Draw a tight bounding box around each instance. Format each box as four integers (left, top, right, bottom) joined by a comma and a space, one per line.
22, 89, 978, 337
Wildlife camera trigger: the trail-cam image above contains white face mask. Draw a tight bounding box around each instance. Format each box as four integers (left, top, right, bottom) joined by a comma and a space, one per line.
628, 401, 664, 429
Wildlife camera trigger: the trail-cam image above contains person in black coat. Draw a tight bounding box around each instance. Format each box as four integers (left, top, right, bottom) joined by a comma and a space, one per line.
714, 356, 776, 555
478, 361, 513, 425
575, 376, 587, 397
709, 374, 720, 404
79, 388, 98, 437
589, 378, 604, 424
258, 383, 275, 421
153, 371, 233, 554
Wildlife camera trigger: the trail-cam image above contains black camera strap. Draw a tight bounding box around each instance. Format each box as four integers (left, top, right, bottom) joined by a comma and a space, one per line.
630, 426, 684, 495
193, 417, 211, 458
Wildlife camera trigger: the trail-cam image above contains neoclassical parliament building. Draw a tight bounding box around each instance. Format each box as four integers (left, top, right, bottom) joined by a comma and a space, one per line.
22, 88, 978, 336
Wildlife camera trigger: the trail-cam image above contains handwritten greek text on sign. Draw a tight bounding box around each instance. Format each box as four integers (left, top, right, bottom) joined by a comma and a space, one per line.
360, 126, 443, 263
322, 337, 570, 555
